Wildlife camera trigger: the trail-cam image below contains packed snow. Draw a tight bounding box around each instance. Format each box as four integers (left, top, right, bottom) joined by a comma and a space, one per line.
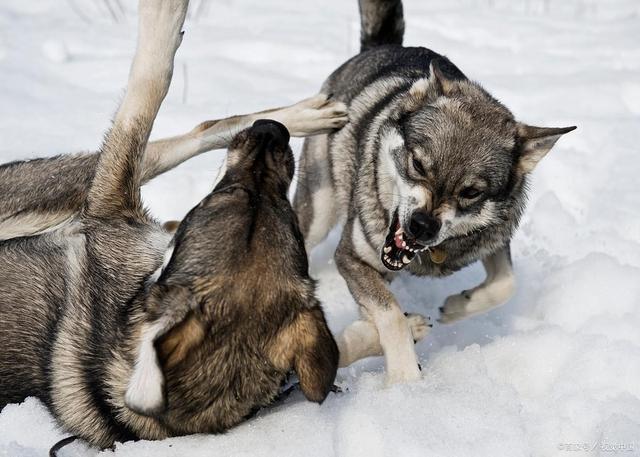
1, 0, 639, 456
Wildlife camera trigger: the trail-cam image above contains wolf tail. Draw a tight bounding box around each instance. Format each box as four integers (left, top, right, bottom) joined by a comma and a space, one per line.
358, 0, 404, 52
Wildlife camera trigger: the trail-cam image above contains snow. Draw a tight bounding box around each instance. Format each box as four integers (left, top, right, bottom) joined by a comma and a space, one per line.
1, 0, 639, 456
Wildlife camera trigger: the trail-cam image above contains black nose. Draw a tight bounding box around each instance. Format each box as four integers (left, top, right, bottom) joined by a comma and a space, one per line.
251, 119, 290, 149
407, 210, 441, 242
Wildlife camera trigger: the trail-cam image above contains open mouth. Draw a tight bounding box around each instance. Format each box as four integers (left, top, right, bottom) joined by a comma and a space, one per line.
381, 212, 427, 271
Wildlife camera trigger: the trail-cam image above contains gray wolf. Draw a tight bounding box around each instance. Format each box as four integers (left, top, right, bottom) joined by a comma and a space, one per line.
294, 0, 576, 385
0, 0, 342, 447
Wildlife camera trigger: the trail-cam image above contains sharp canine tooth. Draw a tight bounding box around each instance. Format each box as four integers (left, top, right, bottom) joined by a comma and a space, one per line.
384, 246, 392, 253
402, 255, 411, 264
402, 241, 406, 248
395, 227, 403, 235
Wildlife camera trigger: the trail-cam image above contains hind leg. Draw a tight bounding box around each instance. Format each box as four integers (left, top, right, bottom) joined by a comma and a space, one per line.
336, 313, 430, 367
294, 135, 338, 251
85, 0, 188, 220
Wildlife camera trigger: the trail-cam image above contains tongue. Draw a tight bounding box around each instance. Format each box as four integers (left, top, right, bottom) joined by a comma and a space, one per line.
394, 233, 404, 249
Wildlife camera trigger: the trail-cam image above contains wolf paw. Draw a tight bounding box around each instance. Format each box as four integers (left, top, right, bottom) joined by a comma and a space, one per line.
404, 312, 432, 343
385, 360, 422, 386
138, 0, 189, 56
383, 313, 425, 386
280, 93, 348, 137
438, 291, 476, 324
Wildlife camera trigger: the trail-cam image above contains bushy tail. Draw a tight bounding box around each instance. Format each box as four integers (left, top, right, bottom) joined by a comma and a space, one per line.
358, 0, 404, 52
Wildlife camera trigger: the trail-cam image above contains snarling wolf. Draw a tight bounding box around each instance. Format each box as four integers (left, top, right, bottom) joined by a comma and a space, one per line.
0, 0, 342, 447
294, 0, 576, 384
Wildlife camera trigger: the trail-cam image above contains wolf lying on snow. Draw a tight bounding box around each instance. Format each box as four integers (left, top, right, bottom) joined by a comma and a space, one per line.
0, 0, 343, 447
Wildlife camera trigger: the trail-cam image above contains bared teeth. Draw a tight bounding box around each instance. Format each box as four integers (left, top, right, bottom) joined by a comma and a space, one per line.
402, 255, 411, 264
383, 246, 392, 253
382, 252, 406, 270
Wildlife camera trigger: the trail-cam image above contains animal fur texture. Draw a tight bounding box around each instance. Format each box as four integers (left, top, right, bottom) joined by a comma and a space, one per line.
0, 0, 340, 448
294, 0, 576, 385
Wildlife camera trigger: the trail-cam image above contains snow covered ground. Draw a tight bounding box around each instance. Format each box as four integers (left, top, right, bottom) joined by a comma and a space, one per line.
1, 0, 639, 455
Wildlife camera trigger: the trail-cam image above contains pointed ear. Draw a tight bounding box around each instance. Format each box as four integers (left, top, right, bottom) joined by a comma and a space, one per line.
125, 285, 202, 416
401, 59, 461, 113
516, 124, 576, 174
293, 308, 339, 404
429, 58, 458, 96
266, 306, 339, 404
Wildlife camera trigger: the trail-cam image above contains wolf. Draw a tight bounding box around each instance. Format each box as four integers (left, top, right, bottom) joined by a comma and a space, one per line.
0, 0, 341, 447
294, 0, 576, 385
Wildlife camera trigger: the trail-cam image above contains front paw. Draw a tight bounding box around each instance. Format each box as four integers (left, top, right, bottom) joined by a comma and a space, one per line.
438, 291, 472, 324
404, 313, 432, 343
384, 362, 421, 386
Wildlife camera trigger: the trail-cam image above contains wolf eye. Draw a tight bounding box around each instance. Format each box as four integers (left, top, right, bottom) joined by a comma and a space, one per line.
412, 157, 426, 176
459, 187, 482, 200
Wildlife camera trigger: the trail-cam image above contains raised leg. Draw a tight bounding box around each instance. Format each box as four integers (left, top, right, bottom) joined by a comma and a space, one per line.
335, 223, 423, 385
85, 0, 189, 220
0, 96, 346, 240
141, 94, 347, 183
439, 245, 515, 323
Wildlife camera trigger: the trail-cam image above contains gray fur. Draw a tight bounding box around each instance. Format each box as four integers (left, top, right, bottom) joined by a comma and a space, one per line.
294, 0, 575, 383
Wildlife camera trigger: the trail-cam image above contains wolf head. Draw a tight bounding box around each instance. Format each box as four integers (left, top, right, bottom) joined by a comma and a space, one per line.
379, 59, 575, 271
124, 120, 338, 423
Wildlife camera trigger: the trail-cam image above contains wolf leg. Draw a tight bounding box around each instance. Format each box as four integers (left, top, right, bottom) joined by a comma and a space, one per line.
85, 0, 188, 219
336, 313, 430, 367
439, 245, 515, 323
0, 96, 345, 240
335, 230, 422, 385
141, 94, 347, 183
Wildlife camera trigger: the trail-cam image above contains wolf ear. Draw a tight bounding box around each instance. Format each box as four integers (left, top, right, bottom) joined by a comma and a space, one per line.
399, 59, 460, 115
293, 308, 339, 404
516, 124, 577, 174
124, 285, 203, 416
429, 59, 458, 96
